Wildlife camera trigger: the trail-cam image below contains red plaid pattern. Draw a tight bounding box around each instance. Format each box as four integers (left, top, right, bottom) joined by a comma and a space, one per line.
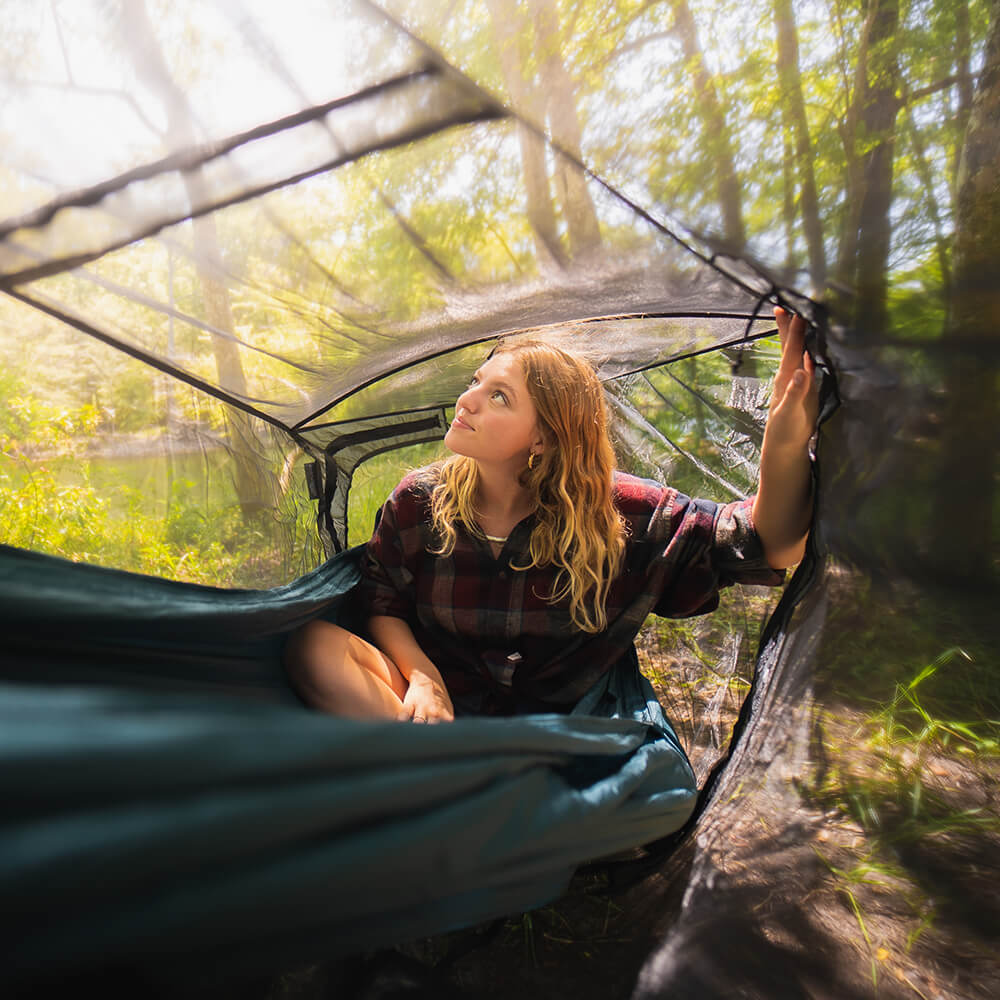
358, 470, 784, 715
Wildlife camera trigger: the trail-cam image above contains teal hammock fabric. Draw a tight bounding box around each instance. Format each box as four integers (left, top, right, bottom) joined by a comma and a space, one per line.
0, 544, 696, 986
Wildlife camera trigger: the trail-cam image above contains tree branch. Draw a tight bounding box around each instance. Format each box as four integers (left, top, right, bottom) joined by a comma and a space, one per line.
3, 76, 164, 138
903, 71, 983, 106
599, 29, 677, 70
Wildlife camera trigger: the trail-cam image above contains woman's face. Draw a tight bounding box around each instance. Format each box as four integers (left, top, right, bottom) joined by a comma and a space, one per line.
444, 354, 544, 469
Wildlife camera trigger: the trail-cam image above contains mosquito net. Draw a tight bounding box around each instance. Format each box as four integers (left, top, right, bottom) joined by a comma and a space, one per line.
1, 0, 997, 996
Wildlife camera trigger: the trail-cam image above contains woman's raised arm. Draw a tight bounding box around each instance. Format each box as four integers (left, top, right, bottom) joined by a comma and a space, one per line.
752, 308, 820, 569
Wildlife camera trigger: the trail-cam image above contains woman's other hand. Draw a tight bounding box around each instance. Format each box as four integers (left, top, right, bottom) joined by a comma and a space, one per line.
368, 615, 456, 723
399, 668, 455, 723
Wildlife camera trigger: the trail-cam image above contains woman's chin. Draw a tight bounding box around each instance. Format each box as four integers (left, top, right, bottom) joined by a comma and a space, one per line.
442, 430, 468, 456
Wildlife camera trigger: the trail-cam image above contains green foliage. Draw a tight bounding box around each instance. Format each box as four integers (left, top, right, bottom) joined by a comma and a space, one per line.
346, 441, 448, 547
870, 647, 999, 758
1, 0, 993, 591
0, 305, 320, 588
0, 447, 317, 588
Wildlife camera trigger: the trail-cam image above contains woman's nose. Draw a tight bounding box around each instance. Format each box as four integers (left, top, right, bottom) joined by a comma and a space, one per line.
456, 387, 478, 412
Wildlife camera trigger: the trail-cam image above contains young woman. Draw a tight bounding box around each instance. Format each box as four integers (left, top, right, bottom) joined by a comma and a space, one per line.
285, 308, 818, 723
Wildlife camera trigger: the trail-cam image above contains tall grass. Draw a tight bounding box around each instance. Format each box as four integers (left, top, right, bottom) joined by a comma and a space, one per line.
345, 442, 447, 547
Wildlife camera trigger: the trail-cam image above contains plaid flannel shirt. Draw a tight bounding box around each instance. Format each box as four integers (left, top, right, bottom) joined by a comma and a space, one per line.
358, 469, 784, 715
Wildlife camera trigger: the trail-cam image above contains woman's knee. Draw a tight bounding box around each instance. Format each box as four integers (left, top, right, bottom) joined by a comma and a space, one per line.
283, 621, 404, 717
283, 621, 352, 698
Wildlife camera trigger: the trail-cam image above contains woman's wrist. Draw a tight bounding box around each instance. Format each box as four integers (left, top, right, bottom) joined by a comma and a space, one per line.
367, 615, 442, 684
405, 663, 445, 686
760, 424, 813, 460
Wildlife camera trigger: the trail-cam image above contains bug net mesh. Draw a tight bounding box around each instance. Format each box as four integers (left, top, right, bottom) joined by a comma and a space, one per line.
1, 0, 998, 996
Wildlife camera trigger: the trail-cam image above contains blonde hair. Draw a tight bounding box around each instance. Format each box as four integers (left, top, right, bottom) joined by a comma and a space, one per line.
424, 339, 626, 633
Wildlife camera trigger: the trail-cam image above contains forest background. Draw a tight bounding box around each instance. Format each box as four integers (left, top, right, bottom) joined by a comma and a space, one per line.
1, 0, 993, 589
1, 2, 998, 991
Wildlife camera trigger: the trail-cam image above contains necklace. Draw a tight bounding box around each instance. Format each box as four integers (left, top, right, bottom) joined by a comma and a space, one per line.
484, 532, 508, 543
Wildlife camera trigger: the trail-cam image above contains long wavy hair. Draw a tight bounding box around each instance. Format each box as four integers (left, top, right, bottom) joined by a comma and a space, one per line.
424, 339, 626, 633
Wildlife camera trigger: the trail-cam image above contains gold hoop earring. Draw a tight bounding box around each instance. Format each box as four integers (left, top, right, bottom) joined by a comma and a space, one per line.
528, 452, 537, 471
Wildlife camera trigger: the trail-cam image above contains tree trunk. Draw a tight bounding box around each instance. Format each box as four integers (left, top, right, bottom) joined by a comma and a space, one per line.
832, 10, 871, 296
781, 130, 798, 280
189, 208, 279, 518
901, 99, 951, 310
669, 0, 746, 250
953, 0, 975, 189
529, 0, 602, 261
164, 248, 176, 516
116, 0, 279, 520
486, 0, 567, 272
773, 0, 826, 291
854, 0, 900, 337
835, 0, 901, 336
936, 0, 1000, 584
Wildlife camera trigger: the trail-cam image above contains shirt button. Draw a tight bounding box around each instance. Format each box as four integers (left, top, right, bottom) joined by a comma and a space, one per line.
499, 569, 508, 580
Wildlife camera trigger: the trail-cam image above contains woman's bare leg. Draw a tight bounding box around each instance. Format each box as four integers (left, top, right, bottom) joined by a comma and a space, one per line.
284, 620, 408, 719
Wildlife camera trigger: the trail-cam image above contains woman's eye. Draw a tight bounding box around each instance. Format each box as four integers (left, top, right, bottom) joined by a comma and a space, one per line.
491, 390, 508, 405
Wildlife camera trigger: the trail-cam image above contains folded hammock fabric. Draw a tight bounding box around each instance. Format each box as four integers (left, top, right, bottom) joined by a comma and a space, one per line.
0, 544, 696, 986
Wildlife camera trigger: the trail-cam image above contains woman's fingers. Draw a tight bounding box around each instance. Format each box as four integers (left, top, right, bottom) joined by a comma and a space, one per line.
413, 708, 449, 723
772, 306, 812, 407
774, 305, 790, 342
399, 682, 454, 724
775, 307, 806, 368
764, 306, 819, 452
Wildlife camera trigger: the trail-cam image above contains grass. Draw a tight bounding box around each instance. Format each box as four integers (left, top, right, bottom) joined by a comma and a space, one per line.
636, 585, 780, 783
801, 566, 1000, 982
0, 446, 324, 589
870, 647, 998, 758
346, 442, 447, 546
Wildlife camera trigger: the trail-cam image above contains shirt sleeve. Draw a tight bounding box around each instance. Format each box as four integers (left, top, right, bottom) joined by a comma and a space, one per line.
711, 495, 787, 587
357, 482, 420, 621
634, 484, 785, 619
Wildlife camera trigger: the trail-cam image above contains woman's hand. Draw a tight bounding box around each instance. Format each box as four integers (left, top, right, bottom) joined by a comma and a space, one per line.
368, 615, 455, 723
399, 668, 455, 723
751, 307, 820, 569
766, 307, 819, 452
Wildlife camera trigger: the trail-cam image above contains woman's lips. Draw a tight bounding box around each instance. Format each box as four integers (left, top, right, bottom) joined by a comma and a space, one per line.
452, 415, 474, 430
